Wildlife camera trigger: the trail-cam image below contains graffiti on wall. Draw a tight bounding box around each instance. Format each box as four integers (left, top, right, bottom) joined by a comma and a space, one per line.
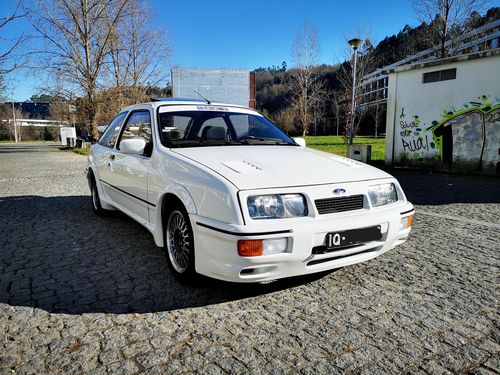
399, 107, 434, 155
399, 95, 499, 172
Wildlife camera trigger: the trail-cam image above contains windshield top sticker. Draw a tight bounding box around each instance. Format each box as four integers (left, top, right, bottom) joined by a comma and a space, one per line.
196, 105, 229, 111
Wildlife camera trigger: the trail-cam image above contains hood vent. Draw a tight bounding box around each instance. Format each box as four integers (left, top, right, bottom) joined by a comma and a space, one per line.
330, 156, 364, 168
222, 160, 263, 174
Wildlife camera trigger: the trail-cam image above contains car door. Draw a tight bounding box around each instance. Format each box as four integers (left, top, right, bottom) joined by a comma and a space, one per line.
104, 109, 153, 223
94, 112, 128, 198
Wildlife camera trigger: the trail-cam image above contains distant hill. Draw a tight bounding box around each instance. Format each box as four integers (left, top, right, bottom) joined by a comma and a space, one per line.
370, 7, 499, 69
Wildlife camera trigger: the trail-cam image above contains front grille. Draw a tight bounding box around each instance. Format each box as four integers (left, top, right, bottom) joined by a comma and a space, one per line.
315, 194, 364, 215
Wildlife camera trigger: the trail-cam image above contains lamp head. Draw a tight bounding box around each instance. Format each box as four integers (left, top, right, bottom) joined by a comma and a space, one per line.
348, 38, 363, 50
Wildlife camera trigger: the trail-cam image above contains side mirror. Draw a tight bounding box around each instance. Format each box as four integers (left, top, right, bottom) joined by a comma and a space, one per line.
120, 138, 146, 155
293, 137, 306, 147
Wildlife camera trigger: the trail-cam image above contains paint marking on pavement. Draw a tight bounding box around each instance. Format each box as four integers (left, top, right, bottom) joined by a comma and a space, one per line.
417, 209, 500, 229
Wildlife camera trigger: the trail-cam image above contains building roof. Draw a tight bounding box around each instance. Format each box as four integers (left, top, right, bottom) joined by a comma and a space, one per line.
362, 19, 500, 85
385, 48, 500, 75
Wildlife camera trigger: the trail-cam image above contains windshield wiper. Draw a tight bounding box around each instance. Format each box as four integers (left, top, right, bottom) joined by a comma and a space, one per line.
170, 139, 243, 148
169, 138, 294, 148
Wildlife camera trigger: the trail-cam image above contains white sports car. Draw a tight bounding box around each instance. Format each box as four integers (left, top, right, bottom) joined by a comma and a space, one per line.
87, 98, 414, 283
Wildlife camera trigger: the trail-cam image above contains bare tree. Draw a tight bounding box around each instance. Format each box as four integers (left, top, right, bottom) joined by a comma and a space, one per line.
0, 1, 30, 100
0, 1, 28, 75
104, 0, 172, 108
287, 22, 328, 136
25, 0, 132, 138
273, 106, 299, 134
331, 91, 342, 137
411, 0, 490, 58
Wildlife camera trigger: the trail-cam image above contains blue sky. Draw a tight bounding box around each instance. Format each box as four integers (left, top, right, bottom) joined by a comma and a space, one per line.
2, 0, 420, 100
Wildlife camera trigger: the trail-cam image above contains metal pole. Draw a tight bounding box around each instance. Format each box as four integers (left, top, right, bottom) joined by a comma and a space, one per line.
11, 101, 18, 143
349, 48, 358, 146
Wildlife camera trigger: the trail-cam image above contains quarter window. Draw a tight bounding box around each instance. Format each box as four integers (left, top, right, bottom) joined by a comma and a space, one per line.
118, 111, 153, 156
98, 112, 127, 148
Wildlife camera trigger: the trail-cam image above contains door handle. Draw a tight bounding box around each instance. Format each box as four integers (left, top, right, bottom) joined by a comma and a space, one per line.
109, 154, 115, 160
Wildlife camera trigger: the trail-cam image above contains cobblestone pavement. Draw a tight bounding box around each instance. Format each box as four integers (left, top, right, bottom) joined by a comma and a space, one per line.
0, 143, 499, 374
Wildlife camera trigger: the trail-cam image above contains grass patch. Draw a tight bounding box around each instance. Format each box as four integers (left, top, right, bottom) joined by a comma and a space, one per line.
73, 147, 90, 156
303, 136, 385, 161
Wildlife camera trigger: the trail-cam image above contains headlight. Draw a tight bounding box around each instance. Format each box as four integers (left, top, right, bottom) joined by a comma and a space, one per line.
368, 183, 398, 207
247, 194, 308, 219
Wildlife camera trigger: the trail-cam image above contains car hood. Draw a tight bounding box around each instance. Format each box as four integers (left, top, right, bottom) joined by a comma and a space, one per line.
172, 146, 392, 190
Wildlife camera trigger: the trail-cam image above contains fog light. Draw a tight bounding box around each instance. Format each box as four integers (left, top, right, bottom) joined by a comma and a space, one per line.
238, 240, 263, 256
400, 214, 414, 229
263, 238, 288, 255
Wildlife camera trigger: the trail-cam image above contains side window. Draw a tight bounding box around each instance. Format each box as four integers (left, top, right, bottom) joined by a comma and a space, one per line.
118, 110, 152, 156
98, 112, 127, 148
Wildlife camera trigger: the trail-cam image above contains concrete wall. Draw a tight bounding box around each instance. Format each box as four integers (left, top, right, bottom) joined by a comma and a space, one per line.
171, 68, 250, 107
385, 51, 500, 174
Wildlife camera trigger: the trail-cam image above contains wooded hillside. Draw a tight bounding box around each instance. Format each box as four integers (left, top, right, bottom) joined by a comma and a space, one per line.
256, 7, 499, 137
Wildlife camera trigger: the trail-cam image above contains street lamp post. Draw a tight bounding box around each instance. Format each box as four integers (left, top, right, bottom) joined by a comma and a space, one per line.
11, 100, 18, 143
348, 38, 363, 147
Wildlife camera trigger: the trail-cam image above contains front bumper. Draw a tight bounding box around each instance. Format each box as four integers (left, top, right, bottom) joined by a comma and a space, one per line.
191, 202, 414, 283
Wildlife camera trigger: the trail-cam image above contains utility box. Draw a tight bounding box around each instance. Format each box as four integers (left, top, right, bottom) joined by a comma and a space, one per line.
349, 144, 372, 163
60, 127, 76, 146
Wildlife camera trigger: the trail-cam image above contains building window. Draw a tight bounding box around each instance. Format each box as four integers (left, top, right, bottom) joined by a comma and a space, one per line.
492, 37, 499, 49
422, 68, 457, 84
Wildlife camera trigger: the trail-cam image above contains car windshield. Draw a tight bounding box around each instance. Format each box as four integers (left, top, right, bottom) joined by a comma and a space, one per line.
158, 110, 296, 148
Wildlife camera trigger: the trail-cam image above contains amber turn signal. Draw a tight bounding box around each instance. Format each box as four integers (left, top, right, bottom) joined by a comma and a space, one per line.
407, 214, 414, 228
238, 240, 263, 256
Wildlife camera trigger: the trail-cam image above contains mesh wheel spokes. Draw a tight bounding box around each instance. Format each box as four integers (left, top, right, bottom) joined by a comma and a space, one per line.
167, 211, 191, 273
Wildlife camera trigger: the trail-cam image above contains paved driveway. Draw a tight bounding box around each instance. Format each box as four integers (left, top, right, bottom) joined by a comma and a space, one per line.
0, 143, 498, 374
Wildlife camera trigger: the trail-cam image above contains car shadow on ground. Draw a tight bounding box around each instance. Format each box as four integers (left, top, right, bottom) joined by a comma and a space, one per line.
388, 168, 500, 205
0, 195, 331, 315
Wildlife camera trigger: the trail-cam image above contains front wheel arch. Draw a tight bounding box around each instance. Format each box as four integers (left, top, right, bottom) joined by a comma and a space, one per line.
161, 195, 197, 280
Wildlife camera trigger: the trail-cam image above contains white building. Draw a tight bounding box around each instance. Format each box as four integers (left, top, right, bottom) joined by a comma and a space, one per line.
171, 68, 255, 108
359, 19, 500, 109
384, 49, 499, 174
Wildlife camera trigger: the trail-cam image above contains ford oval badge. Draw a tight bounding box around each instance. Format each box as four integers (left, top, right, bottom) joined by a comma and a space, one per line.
333, 188, 346, 195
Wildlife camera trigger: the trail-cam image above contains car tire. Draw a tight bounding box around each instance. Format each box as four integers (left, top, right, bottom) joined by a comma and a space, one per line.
164, 206, 197, 281
90, 175, 107, 216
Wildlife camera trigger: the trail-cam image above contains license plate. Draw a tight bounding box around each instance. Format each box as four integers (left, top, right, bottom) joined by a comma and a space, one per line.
325, 225, 382, 249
